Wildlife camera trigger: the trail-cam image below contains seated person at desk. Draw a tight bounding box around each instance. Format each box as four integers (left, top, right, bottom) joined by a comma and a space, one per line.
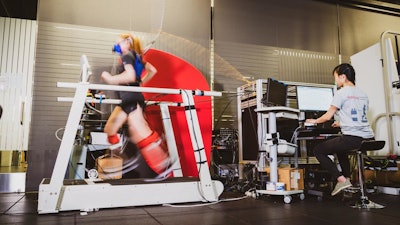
305, 63, 374, 196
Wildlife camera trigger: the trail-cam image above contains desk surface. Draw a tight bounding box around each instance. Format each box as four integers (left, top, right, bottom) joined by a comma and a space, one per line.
255, 106, 300, 113
296, 127, 341, 138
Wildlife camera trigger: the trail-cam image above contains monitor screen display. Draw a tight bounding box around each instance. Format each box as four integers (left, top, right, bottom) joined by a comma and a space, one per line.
296, 86, 334, 111
261, 78, 287, 107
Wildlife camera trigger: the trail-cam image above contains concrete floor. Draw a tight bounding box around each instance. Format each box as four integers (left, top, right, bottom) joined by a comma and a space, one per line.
0, 189, 399, 225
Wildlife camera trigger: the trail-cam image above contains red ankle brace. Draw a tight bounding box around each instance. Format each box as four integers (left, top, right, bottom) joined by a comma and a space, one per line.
136, 131, 170, 174
136, 131, 159, 149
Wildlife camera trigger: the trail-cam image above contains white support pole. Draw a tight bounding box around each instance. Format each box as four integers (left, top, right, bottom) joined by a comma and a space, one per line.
159, 103, 183, 177
380, 30, 400, 154
57, 97, 121, 105
57, 82, 222, 97
180, 90, 218, 201
51, 83, 89, 185
38, 83, 89, 213
268, 112, 278, 183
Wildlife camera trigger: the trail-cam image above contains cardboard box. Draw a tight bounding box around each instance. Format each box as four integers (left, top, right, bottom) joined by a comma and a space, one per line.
278, 168, 304, 191
96, 154, 123, 179
264, 164, 290, 173
376, 170, 400, 185
373, 163, 400, 185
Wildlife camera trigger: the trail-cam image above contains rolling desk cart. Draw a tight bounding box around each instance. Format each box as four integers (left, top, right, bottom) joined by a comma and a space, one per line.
255, 106, 305, 203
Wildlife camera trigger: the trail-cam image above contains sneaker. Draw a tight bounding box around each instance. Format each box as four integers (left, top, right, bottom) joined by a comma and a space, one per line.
331, 179, 352, 196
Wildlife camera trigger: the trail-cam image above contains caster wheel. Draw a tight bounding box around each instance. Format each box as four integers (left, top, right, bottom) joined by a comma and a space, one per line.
299, 193, 305, 200
87, 169, 98, 179
317, 196, 323, 202
284, 195, 292, 204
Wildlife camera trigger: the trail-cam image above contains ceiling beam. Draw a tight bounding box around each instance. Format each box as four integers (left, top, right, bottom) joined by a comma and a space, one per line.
314, 0, 400, 17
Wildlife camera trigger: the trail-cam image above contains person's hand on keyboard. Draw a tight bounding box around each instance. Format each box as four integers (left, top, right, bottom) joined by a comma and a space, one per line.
331, 121, 340, 128
304, 122, 316, 127
305, 119, 317, 126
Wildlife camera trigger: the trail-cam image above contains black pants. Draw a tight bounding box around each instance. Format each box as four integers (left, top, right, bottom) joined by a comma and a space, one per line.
313, 135, 368, 180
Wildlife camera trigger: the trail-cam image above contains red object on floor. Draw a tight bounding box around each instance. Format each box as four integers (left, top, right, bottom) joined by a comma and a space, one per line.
141, 49, 212, 178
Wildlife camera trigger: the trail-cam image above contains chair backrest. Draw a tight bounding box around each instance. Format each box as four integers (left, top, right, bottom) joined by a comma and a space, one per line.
360, 140, 385, 152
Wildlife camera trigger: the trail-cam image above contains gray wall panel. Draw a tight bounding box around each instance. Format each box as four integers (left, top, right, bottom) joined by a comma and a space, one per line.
214, 0, 338, 53
339, 7, 400, 55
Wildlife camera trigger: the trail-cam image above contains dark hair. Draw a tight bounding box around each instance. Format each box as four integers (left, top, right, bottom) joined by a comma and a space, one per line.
332, 63, 356, 85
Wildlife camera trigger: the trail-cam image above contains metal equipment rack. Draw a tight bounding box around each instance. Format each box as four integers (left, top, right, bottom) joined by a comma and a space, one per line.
237, 79, 305, 203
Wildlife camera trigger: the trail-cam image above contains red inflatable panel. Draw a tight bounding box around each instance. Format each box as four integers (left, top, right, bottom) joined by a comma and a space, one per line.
141, 49, 212, 177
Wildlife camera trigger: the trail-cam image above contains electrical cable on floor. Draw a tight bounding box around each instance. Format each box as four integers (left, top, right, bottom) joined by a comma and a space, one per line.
162, 195, 250, 208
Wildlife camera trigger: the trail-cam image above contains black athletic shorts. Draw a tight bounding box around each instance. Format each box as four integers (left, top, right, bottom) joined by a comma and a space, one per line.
117, 91, 146, 114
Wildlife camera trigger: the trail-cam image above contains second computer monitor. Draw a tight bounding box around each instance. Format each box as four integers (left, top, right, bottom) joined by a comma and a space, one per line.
262, 78, 288, 107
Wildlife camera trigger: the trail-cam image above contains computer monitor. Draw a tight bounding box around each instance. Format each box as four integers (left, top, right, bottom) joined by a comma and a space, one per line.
296, 85, 334, 112
261, 78, 288, 107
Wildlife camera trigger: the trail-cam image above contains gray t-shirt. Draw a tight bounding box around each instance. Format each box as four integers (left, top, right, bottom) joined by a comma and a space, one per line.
331, 86, 374, 138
